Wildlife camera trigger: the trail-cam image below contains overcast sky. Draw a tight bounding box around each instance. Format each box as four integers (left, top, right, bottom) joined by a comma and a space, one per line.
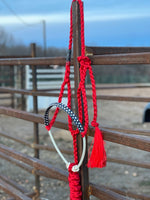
0, 0, 150, 48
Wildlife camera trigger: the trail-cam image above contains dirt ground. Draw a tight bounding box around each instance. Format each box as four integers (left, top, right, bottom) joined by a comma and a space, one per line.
0, 87, 150, 200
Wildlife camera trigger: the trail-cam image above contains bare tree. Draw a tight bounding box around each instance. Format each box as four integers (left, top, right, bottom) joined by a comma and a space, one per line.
0, 27, 15, 55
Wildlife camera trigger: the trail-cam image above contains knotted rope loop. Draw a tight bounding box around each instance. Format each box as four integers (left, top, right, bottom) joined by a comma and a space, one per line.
91, 121, 99, 127
78, 56, 91, 69
68, 163, 79, 172
71, 129, 79, 136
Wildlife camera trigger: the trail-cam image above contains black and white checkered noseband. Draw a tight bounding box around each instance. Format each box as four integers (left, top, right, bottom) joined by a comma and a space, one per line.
44, 102, 84, 133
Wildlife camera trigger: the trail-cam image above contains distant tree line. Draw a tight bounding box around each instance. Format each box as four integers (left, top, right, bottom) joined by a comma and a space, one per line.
0, 27, 67, 57
1, 26, 150, 84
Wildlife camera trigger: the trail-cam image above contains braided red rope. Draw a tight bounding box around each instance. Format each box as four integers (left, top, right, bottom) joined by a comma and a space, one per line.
45, 0, 107, 168
68, 163, 82, 200
45, 0, 106, 199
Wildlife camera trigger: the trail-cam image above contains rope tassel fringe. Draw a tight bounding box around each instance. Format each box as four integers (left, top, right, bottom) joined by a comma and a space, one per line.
87, 126, 107, 168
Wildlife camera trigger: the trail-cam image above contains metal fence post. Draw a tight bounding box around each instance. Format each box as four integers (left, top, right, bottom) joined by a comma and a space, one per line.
31, 43, 40, 197
72, 2, 90, 200
21, 66, 26, 110
10, 65, 15, 108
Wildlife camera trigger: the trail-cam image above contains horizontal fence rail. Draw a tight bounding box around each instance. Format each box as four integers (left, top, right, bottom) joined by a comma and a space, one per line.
91, 52, 150, 65
107, 157, 150, 169
0, 57, 67, 66
86, 46, 150, 55
0, 46, 150, 199
0, 178, 32, 200
2, 83, 149, 92
0, 143, 68, 182
1, 143, 142, 200
0, 52, 150, 67
89, 183, 129, 200
0, 130, 149, 170
90, 183, 150, 200
0, 130, 72, 155
0, 175, 36, 200
90, 95, 150, 102
2, 87, 150, 102
0, 87, 68, 97
0, 142, 149, 200
95, 128, 150, 152
0, 175, 28, 194
0, 106, 150, 152
102, 126, 150, 136
0, 56, 31, 58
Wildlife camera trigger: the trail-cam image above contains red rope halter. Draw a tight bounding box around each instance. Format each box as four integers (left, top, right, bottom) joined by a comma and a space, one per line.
45, 0, 107, 199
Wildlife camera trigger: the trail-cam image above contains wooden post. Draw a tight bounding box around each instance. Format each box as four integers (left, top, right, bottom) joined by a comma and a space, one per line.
72, 2, 89, 200
31, 43, 40, 196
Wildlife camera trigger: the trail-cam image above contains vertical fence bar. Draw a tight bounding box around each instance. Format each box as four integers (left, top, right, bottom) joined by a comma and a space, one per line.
72, 2, 90, 200
10, 65, 15, 108
21, 66, 25, 110
31, 43, 40, 196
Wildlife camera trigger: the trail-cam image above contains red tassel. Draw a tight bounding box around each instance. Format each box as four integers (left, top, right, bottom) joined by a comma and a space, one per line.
87, 127, 106, 168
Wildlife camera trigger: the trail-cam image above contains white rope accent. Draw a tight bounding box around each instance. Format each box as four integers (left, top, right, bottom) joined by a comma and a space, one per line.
48, 130, 86, 172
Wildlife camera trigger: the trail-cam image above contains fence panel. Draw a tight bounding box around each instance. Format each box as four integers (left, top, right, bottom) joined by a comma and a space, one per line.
0, 1, 150, 199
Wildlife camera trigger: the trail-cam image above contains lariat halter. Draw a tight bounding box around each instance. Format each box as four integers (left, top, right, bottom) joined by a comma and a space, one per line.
44, 0, 106, 199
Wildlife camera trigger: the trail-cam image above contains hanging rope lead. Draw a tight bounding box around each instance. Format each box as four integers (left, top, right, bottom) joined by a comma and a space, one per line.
45, 0, 107, 199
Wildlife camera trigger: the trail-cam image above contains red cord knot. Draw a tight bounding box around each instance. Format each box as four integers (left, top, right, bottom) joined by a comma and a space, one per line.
68, 163, 82, 200
68, 163, 75, 172
91, 121, 99, 127
77, 56, 91, 69
71, 130, 79, 137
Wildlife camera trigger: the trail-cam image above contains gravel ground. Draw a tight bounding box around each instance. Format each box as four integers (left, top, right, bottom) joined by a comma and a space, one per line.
0, 87, 150, 199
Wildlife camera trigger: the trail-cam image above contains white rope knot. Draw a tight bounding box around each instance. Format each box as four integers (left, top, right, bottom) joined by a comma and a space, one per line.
72, 165, 79, 172
67, 163, 79, 172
